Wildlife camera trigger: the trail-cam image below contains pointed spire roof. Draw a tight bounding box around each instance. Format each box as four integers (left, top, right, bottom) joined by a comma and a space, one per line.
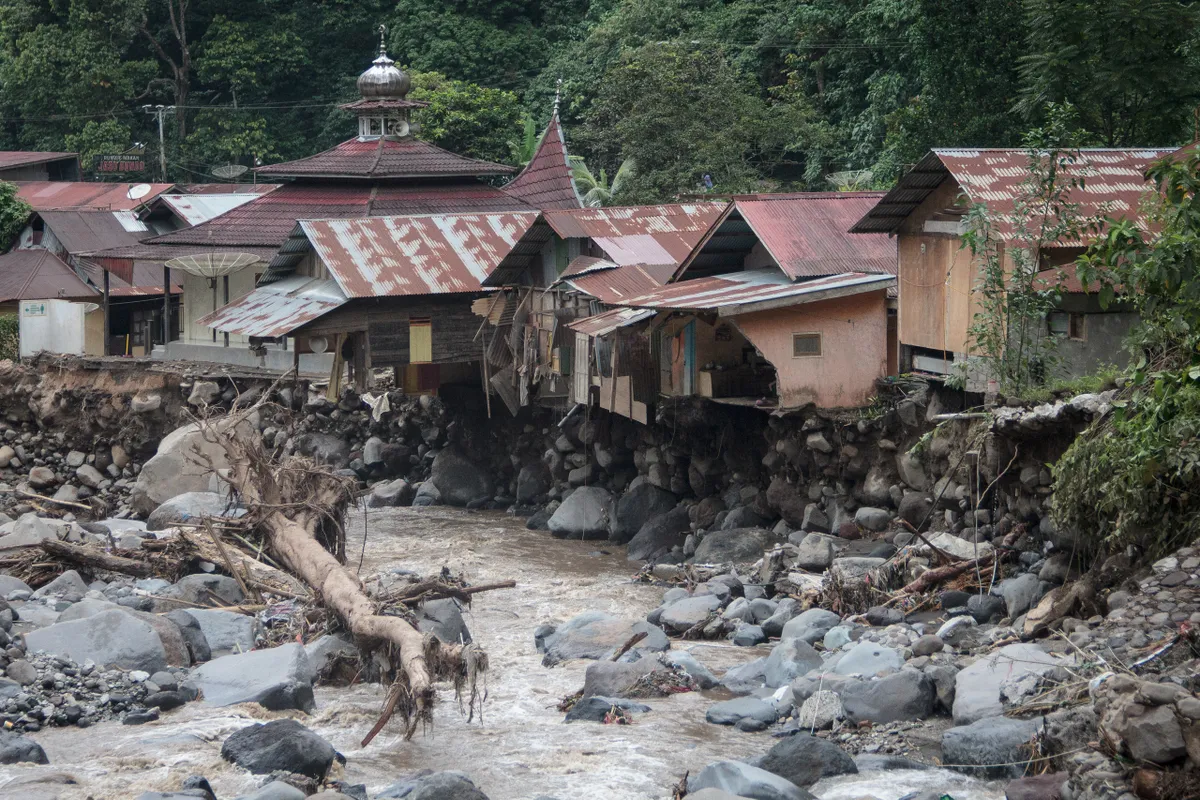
502, 110, 583, 210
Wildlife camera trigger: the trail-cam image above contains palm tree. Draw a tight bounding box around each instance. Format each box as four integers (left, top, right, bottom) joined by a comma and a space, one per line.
825, 169, 875, 191
570, 156, 635, 207
508, 116, 539, 168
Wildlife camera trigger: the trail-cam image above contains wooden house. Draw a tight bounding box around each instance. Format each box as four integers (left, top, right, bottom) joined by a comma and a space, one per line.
850, 148, 1174, 381
565, 193, 897, 418
199, 212, 538, 393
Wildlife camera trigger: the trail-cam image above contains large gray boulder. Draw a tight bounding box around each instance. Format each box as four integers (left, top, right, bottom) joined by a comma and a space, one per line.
831, 642, 903, 677
366, 479, 415, 508
763, 638, 822, 688
293, 433, 351, 468
780, 609, 841, 644
131, 418, 253, 516
378, 771, 491, 800
0, 729, 48, 764
25, 609, 167, 672
221, 718, 335, 780
952, 643, 1063, 724
548, 487, 613, 540
611, 483, 677, 544
0, 513, 60, 549
186, 609, 259, 656
693, 528, 773, 564
837, 669, 935, 724
757, 733, 857, 787
626, 506, 691, 561
147, 491, 243, 531
581, 660, 664, 699
158, 574, 246, 607
191, 642, 315, 712
688, 761, 814, 800
942, 716, 1042, 778
720, 658, 768, 695
538, 612, 668, 664
31, 569, 88, 599
660, 594, 723, 633
416, 598, 471, 645
429, 447, 493, 507
706, 696, 780, 727
515, 462, 552, 503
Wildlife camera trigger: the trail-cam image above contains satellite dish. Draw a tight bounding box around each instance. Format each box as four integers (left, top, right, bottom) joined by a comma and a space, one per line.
126, 183, 153, 201
308, 336, 329, 355
164, 252, 262, 279
212, 164, 249, 180
81, 303, 101, 314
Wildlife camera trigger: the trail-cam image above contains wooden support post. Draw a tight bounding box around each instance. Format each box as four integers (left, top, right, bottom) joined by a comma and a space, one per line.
102, 269, 110, 356
162, 266, 172, 351
482, 341, 492, 419
223, 274, 230, 347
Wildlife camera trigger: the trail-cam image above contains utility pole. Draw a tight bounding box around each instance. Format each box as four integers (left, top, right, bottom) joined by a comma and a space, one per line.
141, 105, 175, 182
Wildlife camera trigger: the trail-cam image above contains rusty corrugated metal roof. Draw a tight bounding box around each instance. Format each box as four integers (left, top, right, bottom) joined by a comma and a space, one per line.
136, 182, 535, 251
301, 211, 538, 298
255, 136, 515, 179
0, 152, 76, 169
568, 307, 656, 337
157, 193, 267, 226
560, 262, 675, 304
40, 211, 149, 255
15, 181, 174, 211
544, 203, 727, 265
0, 250, 96, 303
851, 148, 1175, 239
501, 112, 583, 210
621, 268, 894, 316
559, 255, 616, 279
198, 276, 347, 337
733, 193, 894, 279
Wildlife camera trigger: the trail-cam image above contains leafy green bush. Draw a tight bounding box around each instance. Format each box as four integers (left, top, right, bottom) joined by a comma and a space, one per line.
0, 314, 17, 361
1052, 366, 1200, 560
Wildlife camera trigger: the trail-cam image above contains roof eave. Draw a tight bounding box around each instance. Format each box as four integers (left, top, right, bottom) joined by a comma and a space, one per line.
718, 277, 896, 317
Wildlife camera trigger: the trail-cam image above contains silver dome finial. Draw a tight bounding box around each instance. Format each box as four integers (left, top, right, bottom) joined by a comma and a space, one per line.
378, 23, 388, 57
357, 25, 410, 100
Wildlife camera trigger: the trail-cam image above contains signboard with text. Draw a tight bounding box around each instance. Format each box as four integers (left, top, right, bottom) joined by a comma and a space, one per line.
96, 151, 146, 173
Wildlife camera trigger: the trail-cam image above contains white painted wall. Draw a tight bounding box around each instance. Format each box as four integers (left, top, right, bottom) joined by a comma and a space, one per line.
180, 267, 261, 347
19, 299, 96, 356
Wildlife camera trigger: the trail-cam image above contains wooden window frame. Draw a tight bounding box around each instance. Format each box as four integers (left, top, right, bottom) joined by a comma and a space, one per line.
792, 332, 823, 358
1068, 313, 1086, 342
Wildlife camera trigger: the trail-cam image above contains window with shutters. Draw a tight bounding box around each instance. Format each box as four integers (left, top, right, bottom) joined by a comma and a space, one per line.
792, 332, 822, 358
409, 317, 432, 363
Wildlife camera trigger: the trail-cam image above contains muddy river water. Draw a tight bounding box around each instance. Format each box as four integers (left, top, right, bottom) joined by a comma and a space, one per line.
0, 507, 1004, 800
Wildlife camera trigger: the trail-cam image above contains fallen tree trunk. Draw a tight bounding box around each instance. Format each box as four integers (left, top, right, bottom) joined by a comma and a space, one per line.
196, 403, 488, 744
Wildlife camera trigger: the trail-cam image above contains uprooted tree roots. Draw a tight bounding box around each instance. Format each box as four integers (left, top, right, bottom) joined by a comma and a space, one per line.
189, 400, 492, 745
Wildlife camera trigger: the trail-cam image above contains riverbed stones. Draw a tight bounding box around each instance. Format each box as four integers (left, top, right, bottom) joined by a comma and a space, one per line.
756, 733, 857, 787
0, 729, 48, 764
0, 513, 58, 549
942, 715, 1043, 778
238, 783, 307, 800
795, 690, 843, 730
426, 447, 493, 507
665, 650, 718, 689
25, 609, 167, 672
952, 643, 1063, 724
581, 660, 662, 698
693, 528, 773, 564
191, 642, 315, 712
854, 507, 890, 532
688, 760, 814, 800
367, 479, 414, 508
158, 574, 245, 607
31, 568, 88, 599
538, 611, 668, 664
793, 534, 834, 571
547, 486, 613, 539
221, 718, 336, 780
378, 771, 491, 800
293, 433, 351, 468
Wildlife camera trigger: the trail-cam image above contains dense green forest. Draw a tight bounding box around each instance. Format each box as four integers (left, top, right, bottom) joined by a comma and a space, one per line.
0, 0, 1197, 201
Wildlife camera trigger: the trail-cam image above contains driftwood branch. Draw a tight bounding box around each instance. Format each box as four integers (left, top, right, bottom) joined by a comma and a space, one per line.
194, 401, 489, 743
39, 539, 157, 577
382, 579, 517, 607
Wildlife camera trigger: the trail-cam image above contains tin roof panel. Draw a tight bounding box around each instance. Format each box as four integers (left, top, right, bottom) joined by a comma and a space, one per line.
198, 276, 347, 337
622, 268, 894, 313
301, 211, 538, 298
15, 181, 173, 211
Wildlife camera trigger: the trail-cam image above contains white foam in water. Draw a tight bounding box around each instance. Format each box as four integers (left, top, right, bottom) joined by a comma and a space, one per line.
811, 767, 1007, 800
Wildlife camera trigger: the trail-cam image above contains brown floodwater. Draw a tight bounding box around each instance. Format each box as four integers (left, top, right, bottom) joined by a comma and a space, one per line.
0, 506, 1004, 800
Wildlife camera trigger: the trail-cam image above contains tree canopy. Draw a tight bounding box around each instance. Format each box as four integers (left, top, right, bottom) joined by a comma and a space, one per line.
0, 0, 1195, 197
